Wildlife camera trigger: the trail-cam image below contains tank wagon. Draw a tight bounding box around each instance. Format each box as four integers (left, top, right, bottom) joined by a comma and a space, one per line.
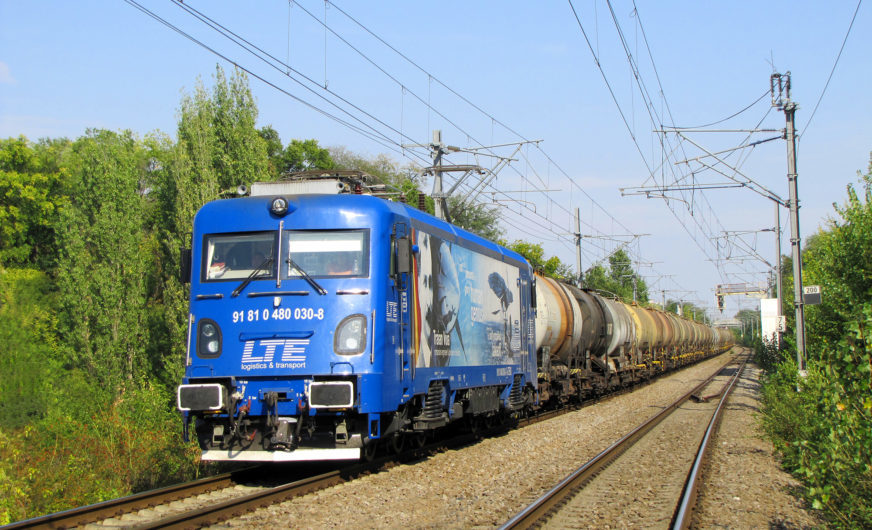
533, 275, 733, 405
176, 176, 732, 462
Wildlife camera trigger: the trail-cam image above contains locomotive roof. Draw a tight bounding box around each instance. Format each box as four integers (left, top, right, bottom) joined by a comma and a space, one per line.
194, 194, 531, 271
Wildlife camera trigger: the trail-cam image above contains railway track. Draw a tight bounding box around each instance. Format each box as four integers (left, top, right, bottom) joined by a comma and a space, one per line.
502, 352, 748, 529
8, 428, 512, 529
4, 470, 244, 529
9, 353, 732, 529
4, 465, 337, 530
3, 408, 573, 529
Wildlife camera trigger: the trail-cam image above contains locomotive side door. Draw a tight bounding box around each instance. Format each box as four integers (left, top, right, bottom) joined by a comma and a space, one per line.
392, 222, 413, 403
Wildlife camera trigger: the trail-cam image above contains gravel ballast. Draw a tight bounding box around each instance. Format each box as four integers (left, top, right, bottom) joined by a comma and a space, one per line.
692, 363, 823, 528
213, 352, 820, 528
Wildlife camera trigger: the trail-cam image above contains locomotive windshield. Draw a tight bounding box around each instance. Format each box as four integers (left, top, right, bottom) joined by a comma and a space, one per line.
203, 232, 276, 281
285, 230, 369, 278
201, 229, 369, 282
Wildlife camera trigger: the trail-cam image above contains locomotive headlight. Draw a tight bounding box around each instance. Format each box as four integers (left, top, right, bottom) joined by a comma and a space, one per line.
197, 318, 222, 358
270, 196, 289, 216
334, 314, 367, 355
202, 322, 217, 338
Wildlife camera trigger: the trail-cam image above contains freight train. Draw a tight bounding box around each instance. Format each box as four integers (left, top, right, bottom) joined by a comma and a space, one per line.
176, 175, 733, 462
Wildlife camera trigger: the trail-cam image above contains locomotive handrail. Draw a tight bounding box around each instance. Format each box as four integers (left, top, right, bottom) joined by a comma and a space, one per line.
238, 331, 314, 340
246, 290, 309, 297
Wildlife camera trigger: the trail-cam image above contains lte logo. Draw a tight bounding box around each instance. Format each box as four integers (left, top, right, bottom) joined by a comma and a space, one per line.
241, 339, 309, 363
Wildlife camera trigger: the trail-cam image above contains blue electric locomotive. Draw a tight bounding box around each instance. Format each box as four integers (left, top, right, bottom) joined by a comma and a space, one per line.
177, 182, 537, 462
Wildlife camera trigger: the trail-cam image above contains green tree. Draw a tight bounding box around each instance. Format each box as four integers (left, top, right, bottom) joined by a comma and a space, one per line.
447, 194, 503, 242
258, 125, 284, 178
32, 137, 73, 175
282, 138, 334, 174
0, 65, 278, 523
584, 249, 648, 303
0, 137, 70, 267
608, 249, 649, 303
330, 146, 416, 200
735, 308, 759, 326
585, 263, 617, 294
210, 66, 269, 190
501, 240, 573, 280
759, 153, 872, 526
734, 308, 761, 344
0, 268, 59, 429
663, 299, 709, 323
330, 146, 504, 241
802, 160, 872, 358
54, 129, 154, 388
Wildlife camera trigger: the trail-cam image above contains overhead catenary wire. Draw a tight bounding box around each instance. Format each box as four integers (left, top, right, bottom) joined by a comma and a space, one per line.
800, 0, 863, 140
129, 0, 690, 297
667, 90, 770, 130
298, 0, 639, 253
166, 0, 588, 250
567, 0, 733, 284
319, 0, 679, 266
255, 1, 600, 248
294, 0, 658, 269
583, 1, 784, 291
168, 0, 430, 165
124, 0, 418, 162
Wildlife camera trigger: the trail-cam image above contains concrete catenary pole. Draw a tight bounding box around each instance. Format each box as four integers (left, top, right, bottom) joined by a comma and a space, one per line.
431, 130, 445, 220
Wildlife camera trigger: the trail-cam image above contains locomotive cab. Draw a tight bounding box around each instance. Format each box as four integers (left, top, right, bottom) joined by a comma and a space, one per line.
177, 194, 394, 461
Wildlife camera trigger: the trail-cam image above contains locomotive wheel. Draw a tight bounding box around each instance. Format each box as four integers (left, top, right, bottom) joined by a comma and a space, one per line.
390, 433, 405, 454
362, 440, 377, 462
412, 433, 427, 448
469, 416, 484, 437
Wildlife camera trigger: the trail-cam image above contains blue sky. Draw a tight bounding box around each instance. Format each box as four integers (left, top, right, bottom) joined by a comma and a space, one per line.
2, 1, 869, 318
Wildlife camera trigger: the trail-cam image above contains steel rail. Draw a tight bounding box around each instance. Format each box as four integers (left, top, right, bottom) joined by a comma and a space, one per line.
4, 411, 555, 530
671, 357, 748, 529
501, 352, 744, 529
135, 470, 347, 529
140, 356, 731, 530
5, 470, 249, 529
10, 349, 737, 529
131, 355, 731, 528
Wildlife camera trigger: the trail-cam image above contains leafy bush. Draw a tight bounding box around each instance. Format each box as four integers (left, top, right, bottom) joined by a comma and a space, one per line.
0, 380, 199, 524
758, 155, 872, 527
759, 306, 872, 527
752, 337, 785, 373
0, 268, 59, 429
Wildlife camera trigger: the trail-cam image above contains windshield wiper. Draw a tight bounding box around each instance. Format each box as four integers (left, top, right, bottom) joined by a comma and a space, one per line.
231, 256, 274, 298
288, 258, 327, 295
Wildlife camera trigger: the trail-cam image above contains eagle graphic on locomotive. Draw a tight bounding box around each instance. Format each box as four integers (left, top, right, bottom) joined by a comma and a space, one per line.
176, 173, 732, 462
